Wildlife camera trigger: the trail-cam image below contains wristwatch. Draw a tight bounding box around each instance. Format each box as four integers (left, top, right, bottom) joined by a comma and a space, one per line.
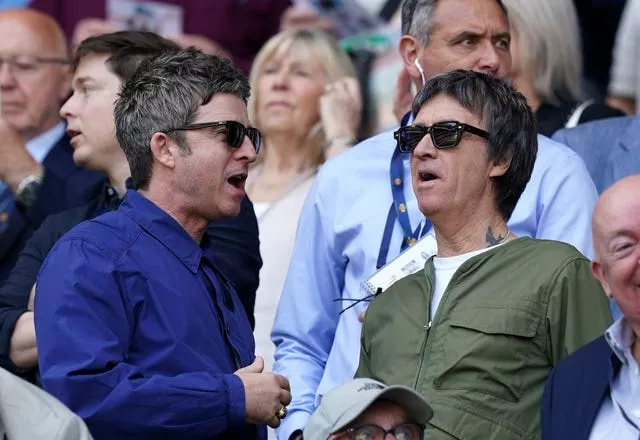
15, 169, 44, 210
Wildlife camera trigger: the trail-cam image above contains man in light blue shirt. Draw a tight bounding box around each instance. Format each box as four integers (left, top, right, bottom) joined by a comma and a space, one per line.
272, 1, 599, 438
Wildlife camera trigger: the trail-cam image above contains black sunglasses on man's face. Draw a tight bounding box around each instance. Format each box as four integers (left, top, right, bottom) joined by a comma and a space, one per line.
394, 121, 489, 154
169, 120, 262, 154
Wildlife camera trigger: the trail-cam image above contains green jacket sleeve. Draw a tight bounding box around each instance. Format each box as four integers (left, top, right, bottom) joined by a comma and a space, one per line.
355, 313, 373, 379
545, 257, 612, 365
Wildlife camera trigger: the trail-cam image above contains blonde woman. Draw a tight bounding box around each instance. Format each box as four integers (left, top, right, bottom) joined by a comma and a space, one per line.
246, 28, 361, 374
504, 0, 623, 136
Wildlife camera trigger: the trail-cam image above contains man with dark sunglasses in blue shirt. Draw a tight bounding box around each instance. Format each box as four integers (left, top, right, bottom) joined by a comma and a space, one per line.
0, 31, 263, 388
35, 48, 290, 439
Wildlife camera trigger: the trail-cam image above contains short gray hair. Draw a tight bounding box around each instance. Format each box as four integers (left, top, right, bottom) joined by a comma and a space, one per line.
114, 48, 250, 190
412, 69, 537, 221
401, 0, 508, 45
503, 0, 582, 104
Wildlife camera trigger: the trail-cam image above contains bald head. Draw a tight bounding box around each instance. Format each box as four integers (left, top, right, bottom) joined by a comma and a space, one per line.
0, 8, 68, 57
592, 175, 640, 261
0, 8, 71, 140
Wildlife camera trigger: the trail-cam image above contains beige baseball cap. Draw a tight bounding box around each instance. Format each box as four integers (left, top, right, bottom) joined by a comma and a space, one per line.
303, 378, 433, 440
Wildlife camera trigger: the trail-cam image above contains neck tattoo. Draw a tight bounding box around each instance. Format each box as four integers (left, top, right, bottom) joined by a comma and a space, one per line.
485, 226, 511, 247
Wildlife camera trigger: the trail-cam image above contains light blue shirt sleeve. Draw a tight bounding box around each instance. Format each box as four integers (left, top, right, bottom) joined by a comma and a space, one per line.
531, 139, 597, 259
271, 175, 345, 440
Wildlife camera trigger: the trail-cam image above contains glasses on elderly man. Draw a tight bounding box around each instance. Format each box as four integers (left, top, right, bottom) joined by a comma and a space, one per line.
340, 422, 426, 440
394, 121, 489, 154
169, 120, 262, 154
0, 55, 70, 75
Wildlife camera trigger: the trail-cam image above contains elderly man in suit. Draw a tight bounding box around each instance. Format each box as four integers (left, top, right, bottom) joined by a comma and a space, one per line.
0, 8, 103, 282
552, 115, 640, 194
541, 174, 640, 440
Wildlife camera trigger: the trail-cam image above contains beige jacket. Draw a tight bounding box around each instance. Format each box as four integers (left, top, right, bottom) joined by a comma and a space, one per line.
0, 368, 93, 440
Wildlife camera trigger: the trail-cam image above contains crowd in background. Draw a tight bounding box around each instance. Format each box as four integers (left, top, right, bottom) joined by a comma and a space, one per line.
0, 0, 638, 439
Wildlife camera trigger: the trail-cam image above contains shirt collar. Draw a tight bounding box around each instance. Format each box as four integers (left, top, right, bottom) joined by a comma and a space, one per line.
118, 190, 205, 273
605, 317, 637, 366
25, 121, 66, 164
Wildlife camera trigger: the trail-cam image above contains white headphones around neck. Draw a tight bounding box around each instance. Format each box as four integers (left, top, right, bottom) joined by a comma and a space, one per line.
414, 58, 426, 86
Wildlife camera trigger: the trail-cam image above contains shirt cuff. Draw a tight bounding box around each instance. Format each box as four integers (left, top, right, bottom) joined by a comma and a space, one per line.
223, 373, 246, 427
276, 409, 310, 440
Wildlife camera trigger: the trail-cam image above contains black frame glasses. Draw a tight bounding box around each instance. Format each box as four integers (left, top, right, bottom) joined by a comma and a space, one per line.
394, 120, 489, 154
169, 121, 262, 154
342, 422, 426, 440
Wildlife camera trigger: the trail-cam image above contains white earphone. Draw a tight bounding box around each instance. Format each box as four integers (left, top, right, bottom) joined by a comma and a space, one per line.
414, 58, 426, 86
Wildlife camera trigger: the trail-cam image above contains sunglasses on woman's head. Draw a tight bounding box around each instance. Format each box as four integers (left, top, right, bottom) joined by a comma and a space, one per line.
169, 120, 262, 154
394, 121, 489, 154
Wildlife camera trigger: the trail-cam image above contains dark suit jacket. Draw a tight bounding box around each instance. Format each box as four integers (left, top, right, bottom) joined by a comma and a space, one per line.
541, 335, 621, 440
0, 134, 104, 283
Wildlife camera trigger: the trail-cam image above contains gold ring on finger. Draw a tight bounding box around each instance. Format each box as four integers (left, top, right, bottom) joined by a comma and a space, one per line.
276, 406, 287, 419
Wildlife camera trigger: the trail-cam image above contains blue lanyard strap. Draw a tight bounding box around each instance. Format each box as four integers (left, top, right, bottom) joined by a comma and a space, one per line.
376, 112, 432, 269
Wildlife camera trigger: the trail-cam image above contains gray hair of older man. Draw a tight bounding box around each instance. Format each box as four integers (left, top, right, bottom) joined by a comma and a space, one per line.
401, 0, 509, 45
412, 69, 537, 221
114, 48, 250, 190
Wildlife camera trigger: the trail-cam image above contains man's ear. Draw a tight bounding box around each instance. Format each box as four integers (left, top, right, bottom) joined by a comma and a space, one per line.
57, 65, 73, 102
398, 35, 423, 82
591, 260, 613, 298
488, 156, 512, 178
149, 132, 177, 170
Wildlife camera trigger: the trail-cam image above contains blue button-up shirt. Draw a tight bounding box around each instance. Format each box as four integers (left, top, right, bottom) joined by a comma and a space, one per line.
35, 190, 264, 440
272, 130, 598, 439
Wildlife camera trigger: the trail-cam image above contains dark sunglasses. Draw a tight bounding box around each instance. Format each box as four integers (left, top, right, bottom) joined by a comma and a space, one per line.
394, 121, 489, 154
341, 422, 426, 440
169, 120, 262, 153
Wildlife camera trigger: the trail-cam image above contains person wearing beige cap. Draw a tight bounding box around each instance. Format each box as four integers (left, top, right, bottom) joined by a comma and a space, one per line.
303, 378, 432, 440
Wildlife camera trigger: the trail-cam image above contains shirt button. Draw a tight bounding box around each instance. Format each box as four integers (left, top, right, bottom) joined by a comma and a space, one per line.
394, 178, 402, 186
406, 237, 417, 246
633, 409, 640, 418
399, 203, 407, 213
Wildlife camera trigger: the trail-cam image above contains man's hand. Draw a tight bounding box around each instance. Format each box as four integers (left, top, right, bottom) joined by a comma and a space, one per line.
321, 77, 362, 158
235, 357, 292, 428
0, 120, 41, 192
393, 67, 414, 123
9, 311, 37, 368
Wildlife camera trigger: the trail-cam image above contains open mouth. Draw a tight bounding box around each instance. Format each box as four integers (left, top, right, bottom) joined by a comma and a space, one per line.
67, 129, 81, 140
419, 172, 438, 182
227, 173, 247, 189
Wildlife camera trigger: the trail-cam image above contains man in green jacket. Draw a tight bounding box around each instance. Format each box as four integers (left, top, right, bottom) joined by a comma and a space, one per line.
356, 70, 612, 440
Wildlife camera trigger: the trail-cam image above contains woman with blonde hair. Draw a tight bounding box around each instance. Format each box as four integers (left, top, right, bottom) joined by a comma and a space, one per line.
246, 28, 361, 374
504, 0, 623, 136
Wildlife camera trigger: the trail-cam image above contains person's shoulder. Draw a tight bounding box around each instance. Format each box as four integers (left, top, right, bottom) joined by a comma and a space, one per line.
318, 129, 396, 180
54, 210, 140, 257
536, 133, 583, 161
507, 238, 589, 266
0, 368, 90, 437
552, 334, 609, 376
553, 115, 636, 146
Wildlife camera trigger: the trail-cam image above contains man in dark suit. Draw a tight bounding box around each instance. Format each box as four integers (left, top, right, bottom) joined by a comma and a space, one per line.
541, 174, 640, 440
0, 8, 103, 282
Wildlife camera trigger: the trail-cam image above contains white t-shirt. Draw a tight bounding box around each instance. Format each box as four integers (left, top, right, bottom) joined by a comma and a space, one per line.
431, 244, 505, 320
